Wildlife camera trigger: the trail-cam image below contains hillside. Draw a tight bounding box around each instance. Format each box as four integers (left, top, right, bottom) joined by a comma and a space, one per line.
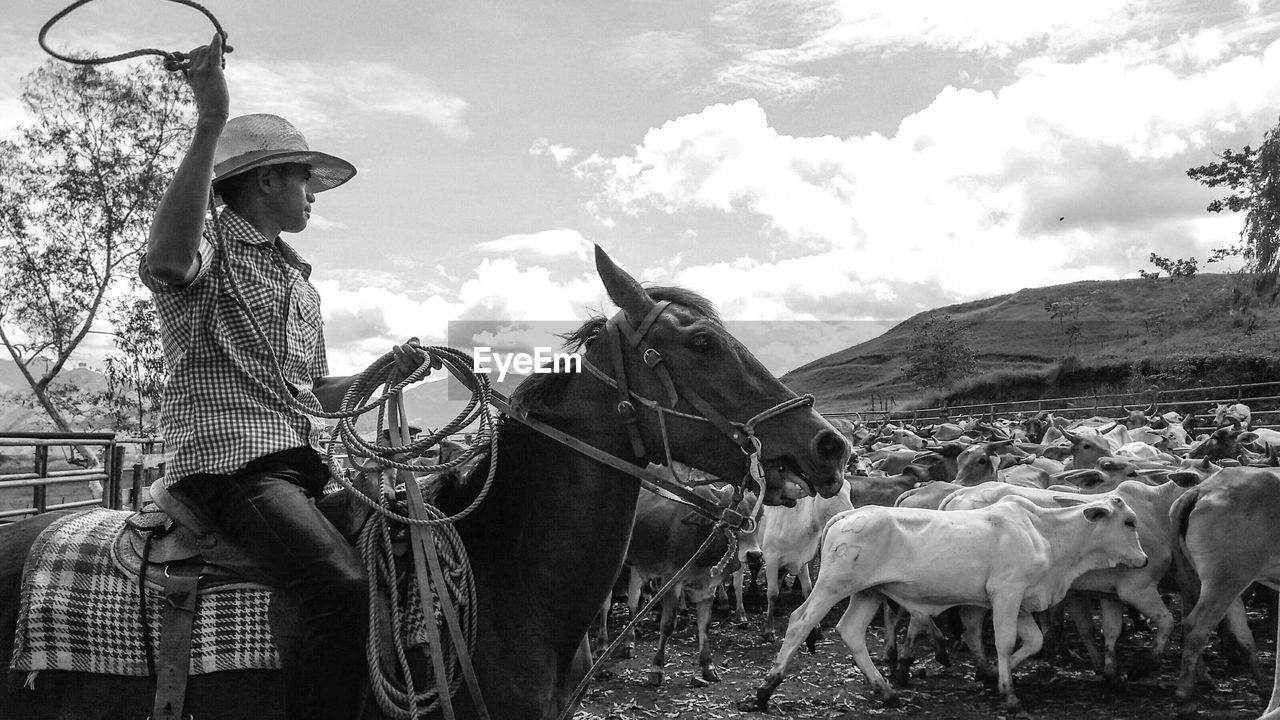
782, 272, 1280, 412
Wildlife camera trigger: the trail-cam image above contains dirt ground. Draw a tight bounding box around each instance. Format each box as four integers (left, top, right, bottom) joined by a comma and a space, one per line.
575, 580, 1276, 720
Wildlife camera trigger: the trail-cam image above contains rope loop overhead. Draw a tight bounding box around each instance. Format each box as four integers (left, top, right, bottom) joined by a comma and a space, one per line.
38, 0, 233, 71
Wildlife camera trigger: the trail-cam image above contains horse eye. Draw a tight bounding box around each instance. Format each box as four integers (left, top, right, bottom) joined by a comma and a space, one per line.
689, 334, 714, 352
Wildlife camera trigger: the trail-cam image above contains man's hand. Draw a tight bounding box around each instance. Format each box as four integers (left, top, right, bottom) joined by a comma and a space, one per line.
389, 338, 438, 385
183, 34, 229, 124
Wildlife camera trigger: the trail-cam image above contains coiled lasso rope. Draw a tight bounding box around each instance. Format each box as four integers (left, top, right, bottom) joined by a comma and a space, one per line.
209, 200, 501, 720
38, 0, 233, 71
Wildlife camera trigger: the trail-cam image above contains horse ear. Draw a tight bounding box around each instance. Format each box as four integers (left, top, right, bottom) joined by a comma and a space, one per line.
594, 245, 654, 321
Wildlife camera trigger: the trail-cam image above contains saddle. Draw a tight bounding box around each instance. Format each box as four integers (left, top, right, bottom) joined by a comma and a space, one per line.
109, 480, 283, 720
116, 476, 378, 590
114, 503, 263, 595
117, 459, 476, 720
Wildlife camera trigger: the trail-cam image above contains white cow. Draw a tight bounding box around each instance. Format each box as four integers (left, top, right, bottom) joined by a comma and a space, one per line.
749, 494, 1147, 712
1213, 402, 1252, 430
941, 474, 1205, 681
756, 478, 853, 639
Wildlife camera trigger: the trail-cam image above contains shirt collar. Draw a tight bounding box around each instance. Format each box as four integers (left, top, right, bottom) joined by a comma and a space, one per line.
216, 208, 314, 280
217, 208, 272, 247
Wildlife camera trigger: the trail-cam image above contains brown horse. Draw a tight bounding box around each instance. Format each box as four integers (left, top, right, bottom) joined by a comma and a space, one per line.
0, 246, 848, 720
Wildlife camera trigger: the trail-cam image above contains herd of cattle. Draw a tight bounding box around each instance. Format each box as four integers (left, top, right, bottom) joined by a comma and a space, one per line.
595, 401, 1280, 718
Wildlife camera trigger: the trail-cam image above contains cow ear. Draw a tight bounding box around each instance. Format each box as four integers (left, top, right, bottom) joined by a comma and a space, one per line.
1073, 470, 1105, 488
1083, 505, 1112, 522
1238, 432, 1260, 444
1168, 471, 1201, 488
1052, 495, 1088, 507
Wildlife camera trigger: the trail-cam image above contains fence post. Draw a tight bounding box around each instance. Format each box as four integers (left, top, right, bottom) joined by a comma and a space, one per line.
33, 445, 48, 515
109, 445, 125, 510
132, 461, 143, 510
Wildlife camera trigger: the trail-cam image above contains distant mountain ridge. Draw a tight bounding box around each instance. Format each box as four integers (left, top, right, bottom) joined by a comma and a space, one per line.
781, 272, 1280, 412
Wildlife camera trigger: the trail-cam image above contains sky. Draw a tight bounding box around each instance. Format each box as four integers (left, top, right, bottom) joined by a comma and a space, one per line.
4, 0, 1280, 380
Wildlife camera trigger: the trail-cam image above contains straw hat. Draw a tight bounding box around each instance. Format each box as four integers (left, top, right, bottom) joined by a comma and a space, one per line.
212, 114, 355, 194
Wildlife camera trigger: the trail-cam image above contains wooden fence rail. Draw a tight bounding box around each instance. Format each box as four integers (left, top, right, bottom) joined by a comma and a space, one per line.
0, 433, 164, 521
821, 379, 1280, 430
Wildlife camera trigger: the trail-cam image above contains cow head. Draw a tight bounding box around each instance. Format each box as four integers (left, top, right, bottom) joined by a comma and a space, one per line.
1058, 427, 1114, 469
1120, 403, 1156, 430
1212, 403, 1251, 429
1055, 495, 1148, 570
954, 439, 1014, 485
1188, 423, 1255, 462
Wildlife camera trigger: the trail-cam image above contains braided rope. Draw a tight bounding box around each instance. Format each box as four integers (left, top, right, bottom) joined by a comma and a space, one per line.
360, 499, 477, 719
38, 0, 233, 71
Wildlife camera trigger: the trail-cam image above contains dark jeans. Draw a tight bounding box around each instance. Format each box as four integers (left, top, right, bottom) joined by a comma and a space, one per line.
169, 447, 367, 720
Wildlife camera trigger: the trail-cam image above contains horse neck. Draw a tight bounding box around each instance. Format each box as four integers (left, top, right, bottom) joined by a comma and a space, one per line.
459, 373, 643, 633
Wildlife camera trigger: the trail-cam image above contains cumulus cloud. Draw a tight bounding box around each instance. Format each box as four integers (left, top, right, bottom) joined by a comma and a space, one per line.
573, 37, 1280, 320
474, 229, 592, 262
316, 256, 607, 374
530, 137, 577, 167
693, 0, 1280, 100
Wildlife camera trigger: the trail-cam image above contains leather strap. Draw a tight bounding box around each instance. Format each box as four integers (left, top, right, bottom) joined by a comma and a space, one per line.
151, 565, 200, 720
606, 320, 646, 457
139, 531, 157, 678
616, 301, 671, 349
400, 471, 457, 720
490, 392, 753, 531
390, 402, 491, 720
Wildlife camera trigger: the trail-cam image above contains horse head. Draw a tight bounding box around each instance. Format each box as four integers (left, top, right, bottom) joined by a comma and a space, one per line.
590, 246, 848, 506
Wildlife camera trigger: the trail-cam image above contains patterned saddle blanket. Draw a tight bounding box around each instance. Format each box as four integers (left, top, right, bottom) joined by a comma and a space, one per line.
10, 508, 279, 677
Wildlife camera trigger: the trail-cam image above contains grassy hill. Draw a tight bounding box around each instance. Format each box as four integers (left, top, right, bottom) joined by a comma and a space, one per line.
782, 272, 1280, 412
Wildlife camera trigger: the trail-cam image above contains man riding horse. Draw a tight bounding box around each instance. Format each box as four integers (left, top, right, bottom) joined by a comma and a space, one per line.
140, 33, 426, 720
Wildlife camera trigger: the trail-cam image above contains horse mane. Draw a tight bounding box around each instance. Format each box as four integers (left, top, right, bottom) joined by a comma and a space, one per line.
508, 285, 720, 421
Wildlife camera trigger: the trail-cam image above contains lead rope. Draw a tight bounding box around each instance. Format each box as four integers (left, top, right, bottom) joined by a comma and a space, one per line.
555, 512, 737, 720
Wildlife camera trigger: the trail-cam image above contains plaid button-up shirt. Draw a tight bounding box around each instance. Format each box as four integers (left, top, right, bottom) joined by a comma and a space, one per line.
140, 209, 329, 486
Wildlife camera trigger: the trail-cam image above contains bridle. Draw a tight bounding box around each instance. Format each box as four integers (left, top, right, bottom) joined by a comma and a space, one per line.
494, 299, 816, 533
